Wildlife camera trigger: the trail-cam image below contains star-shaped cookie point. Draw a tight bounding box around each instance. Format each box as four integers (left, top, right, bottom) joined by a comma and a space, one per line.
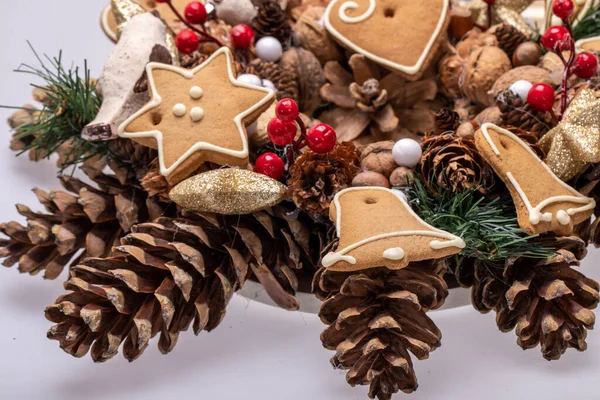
117, 47, 275, 184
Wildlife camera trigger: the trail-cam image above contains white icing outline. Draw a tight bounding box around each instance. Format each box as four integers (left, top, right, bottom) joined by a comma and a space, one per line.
575, 35, 600, 52
480, 123, 596, 226
338, 0, 376, 23
324, 0, 449, 75
322, 187, 465, 267
101, 4, 118, 42
117, 47, 275, 177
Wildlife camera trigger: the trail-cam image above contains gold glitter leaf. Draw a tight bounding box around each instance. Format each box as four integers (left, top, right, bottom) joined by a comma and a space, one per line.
169, 168, 288, 215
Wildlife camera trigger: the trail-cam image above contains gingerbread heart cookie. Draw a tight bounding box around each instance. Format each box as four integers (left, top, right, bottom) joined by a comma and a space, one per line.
118, 47, 275, 184
322, 187, 465, 272
324, 0, 450, 80
474, 123, 595, 236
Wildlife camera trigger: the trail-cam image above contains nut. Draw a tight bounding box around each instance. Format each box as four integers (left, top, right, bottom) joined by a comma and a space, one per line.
352, 171, 391, 188
455, 29, 498, 58
490, 66, 554, 100
460, 46, 511, 106
359, 141, 396, 177
294, 7, 342, 64
389, 167, 415, 187
512, 42, 541, 67
475, 106, 502, 126
456, 121, 478, 139
281, 47, 325, 115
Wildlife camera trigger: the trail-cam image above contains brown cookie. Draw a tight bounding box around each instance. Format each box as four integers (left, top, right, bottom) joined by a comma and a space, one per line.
474, 123, 595, 236
118, 47, 275, 185
324, 0, 450, 80
322, 187, 465, 272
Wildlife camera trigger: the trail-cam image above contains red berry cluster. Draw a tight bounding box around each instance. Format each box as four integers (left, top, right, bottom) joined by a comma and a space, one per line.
255, 98, 338, 179
527, 0, 598, 114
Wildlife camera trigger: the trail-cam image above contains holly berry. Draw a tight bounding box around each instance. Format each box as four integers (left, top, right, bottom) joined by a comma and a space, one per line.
541, 26, 572, 52
573, 52, 599, 79
306, 123, 337, 154
231, 24, 255, 50
255, 152, 285, 180
176, 29, 200, 54
527, 83, 555, 113
267, 117, 297, 146
275, 98, 299, 122
552, 0, 574, 19
184, 2, 207, 25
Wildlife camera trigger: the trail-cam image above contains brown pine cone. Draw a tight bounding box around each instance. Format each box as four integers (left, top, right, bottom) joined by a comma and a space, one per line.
492, 23, 527, 59
313, 261, 448, 399
434, 108, 460, 135
497, 90, 554, 136
246, 58, 299, 102
252, 0, 292, 45
420, 133, 492, 194
469, 235, 598, 360
288, 142, 360, 219
46, 205, 329, 361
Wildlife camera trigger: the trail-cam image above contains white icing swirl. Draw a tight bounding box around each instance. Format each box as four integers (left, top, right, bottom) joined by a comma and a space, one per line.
338, 0, 376, 24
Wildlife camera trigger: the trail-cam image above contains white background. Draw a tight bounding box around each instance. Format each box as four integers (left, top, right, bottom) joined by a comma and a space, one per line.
0, 1, 599, 399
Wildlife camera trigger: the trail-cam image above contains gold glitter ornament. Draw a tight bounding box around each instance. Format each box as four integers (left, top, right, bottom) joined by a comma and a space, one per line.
539, 90, 600, 181
454, 0, 536, 37
169, 168, 288, 215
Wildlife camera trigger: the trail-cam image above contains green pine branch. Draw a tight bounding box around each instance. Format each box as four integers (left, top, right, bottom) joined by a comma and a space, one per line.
408, 179, 555, 263
1, 43, 108, 171
572, 3, 600, 41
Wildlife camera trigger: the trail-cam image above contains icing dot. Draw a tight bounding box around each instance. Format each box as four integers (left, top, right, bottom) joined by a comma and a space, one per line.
190, 107, 204, 122
557, 210, 571, 225
383, 247, 405, 261
189, 86, 203, 99
173, 103, 187, 117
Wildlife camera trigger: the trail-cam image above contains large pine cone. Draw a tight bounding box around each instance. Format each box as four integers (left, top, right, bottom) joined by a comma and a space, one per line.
0, 154, 168, 279
288, 142, 360, 219
246, 58, 299, 102
252, 0, 292, 45
46, 205, 328, 361
420, 133, 492, 194
497, 90, 554, 136
313, 261, 448, 399
470, 235, 599, 360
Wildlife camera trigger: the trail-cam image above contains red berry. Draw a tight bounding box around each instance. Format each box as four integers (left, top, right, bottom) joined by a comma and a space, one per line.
275, 98, 299, 122
552, 0, 574, 19
176, 29, 200, 54
231, 24, 254, 50
306, 123, 337, 154
541, 26, 572, 52
184, 2, 207, 25
573, 52, 599, 79
255, 153, 285, 180
267, 117, 296, 146
527, 83, 555, 113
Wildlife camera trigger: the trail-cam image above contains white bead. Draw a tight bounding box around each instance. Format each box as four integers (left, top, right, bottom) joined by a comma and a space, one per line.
237, 73, 263, 87
509, 80, 533, 102
255, 36, 283, 62
391, 189, 408, 203
262, 79, 277, 92
392, 139, 422, 168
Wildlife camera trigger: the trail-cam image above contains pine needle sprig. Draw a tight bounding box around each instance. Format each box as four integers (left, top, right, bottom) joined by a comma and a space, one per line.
572, 3, 600, 41
1, 43, 107, 171
409, 179, 555, 263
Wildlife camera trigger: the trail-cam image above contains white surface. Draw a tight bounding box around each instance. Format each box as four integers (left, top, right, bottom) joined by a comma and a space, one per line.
0, 1, 599, 399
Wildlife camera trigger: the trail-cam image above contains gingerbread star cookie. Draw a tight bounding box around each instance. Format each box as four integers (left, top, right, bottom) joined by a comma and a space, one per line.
324, 0, 450, 80
474, 123, 595, 236
322, 187, 465, 272
118, 47, 275, 184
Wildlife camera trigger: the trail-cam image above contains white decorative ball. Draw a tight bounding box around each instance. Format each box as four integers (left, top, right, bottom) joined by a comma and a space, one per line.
255, 36, 283, 62
392, 139, 422, 168
391, 189, 408, 203
262, 79, 277, 92
509, 80, 533, 102
237, 73, 263, 87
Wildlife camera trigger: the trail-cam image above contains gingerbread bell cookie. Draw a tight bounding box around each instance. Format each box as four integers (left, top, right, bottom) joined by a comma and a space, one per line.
474, 123, 595, 236
324, 0, 450, 80
322, 187, 465, 272
118, 47, 275, 184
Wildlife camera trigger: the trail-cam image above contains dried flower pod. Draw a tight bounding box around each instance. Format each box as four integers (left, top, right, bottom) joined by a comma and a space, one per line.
439, 54, 464, 98
293, 7, 342, 64
281, 47, 325, 115
359, 141, 396, 177
351, 171, 390, 188
460, 46, 511, 106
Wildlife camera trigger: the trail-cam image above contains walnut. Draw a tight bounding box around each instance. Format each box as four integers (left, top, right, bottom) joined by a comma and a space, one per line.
389, 167, 414, 187
281, 47, 325, 115
455, 29, 498, 59
460, 46, 511, 106
359, 141, 396, 178
475, 106, 502, 126
490, 66, 554, 100
352, 171, 391, 188
456, 121, 479, 139
293, 7, 342, 64
439, 54, 464, 98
